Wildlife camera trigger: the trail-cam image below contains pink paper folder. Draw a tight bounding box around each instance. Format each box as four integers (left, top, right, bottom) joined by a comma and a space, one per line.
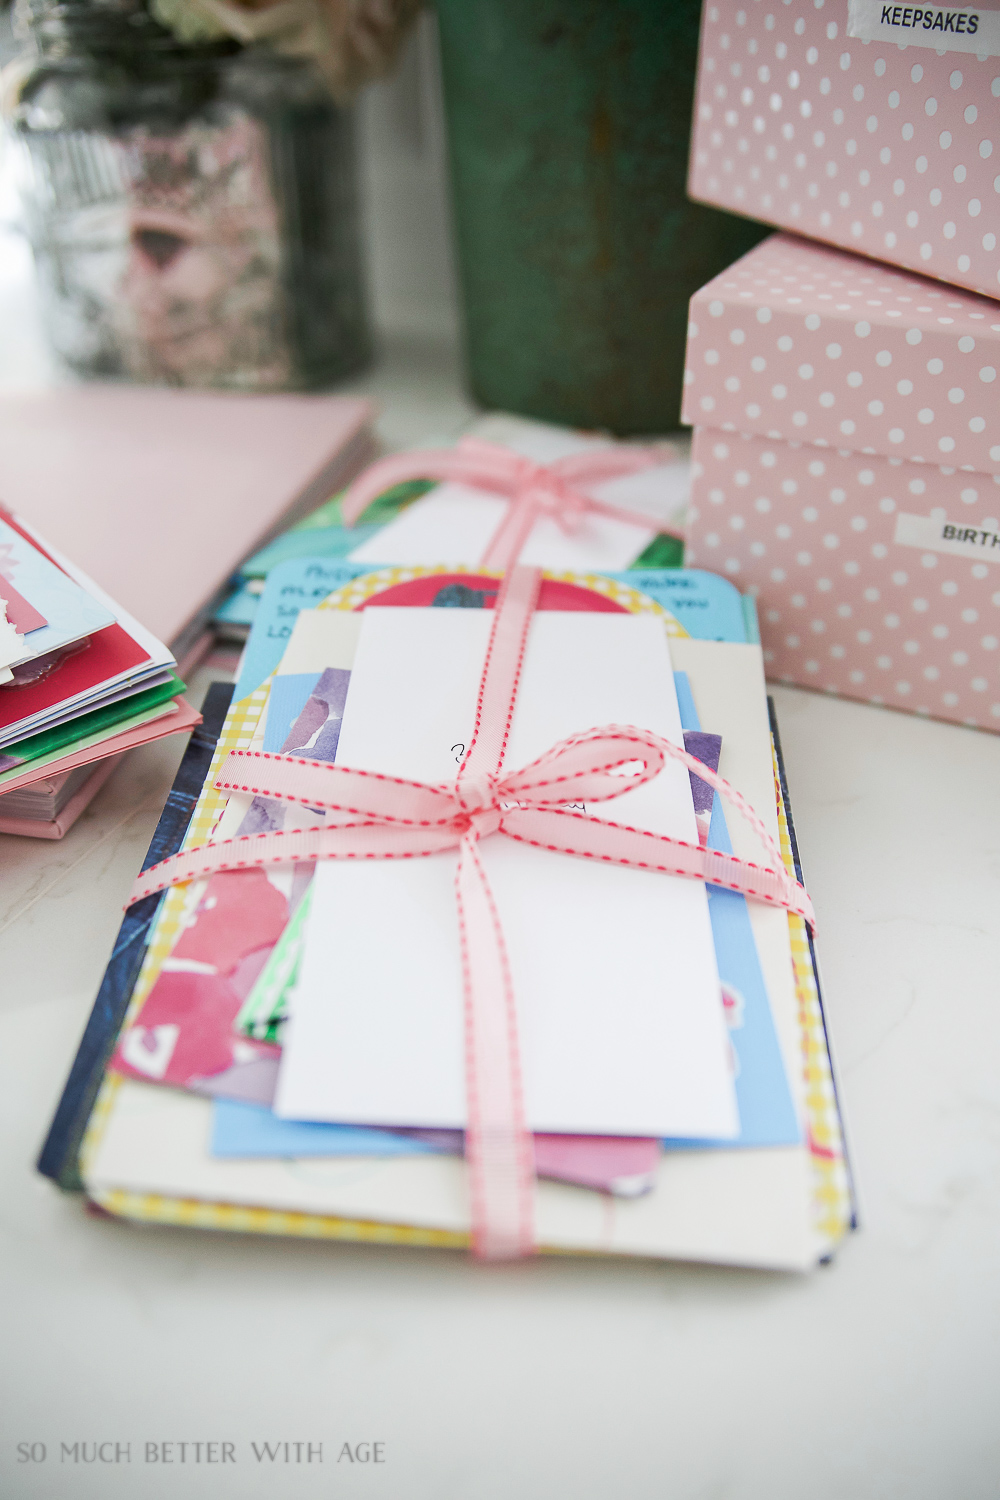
0, 387, 375, 660
688, 0, 1000, 301
682, 232, 1000, 731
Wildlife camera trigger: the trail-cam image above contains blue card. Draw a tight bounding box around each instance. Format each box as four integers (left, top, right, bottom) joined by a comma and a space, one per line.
608, 568, 753, 644
211, 1101, 438, 1160
1, 518, 114, 663
235, 558, 755, 702
234, 560, 370, 700
241, 523, 384, 578
671, 673, 799, 1149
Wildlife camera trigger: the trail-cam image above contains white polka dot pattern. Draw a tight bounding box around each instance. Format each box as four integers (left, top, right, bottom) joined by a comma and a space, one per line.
687, 428, 1000, 730
682, 234, 1000, 475
689, 0, 1000, 300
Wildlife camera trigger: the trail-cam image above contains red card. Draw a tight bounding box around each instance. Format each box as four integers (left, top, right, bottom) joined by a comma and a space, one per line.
0, 623, 152, 734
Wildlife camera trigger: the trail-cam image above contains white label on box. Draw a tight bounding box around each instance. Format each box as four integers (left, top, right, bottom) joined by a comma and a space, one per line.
895, 511, 1000, 562
848, 0, 1000, 54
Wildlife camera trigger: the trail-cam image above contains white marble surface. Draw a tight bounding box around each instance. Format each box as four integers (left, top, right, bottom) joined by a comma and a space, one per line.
2, 665, 999, 1500
1, 22, 999, 1499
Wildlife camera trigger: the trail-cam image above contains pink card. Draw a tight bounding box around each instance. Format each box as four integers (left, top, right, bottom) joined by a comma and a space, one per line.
0, 578, 47, 635
110, 868, 286, 1091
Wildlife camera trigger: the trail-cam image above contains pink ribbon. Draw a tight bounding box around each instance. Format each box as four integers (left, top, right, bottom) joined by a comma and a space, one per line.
340, 435, 684, 572
127, 565, 813, 1260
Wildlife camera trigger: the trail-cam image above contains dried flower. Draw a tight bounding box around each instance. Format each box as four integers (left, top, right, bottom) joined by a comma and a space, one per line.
149, 0, 423, 103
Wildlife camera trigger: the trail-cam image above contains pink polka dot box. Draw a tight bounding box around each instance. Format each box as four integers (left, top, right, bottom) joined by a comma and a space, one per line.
682, 232, 1000, 731
688, 0, 1000, 302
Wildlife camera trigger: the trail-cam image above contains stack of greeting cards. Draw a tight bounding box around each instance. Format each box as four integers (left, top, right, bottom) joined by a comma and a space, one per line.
40, 430, 854, 1269
212, 412, 690, 645
0, 507, 196, 838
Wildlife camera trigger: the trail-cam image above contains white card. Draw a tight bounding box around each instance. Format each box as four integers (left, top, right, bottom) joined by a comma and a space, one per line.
347, 421, 690, 570
275, 608, 738, 1140
345, 481, 655, 571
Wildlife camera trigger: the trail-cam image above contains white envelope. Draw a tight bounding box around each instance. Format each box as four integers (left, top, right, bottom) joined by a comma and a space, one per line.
274, 607, 738, 1141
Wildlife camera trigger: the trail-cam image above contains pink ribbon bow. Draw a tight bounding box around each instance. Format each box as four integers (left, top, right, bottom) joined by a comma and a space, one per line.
340, 435, 684, 572
127, 566, 813, 1260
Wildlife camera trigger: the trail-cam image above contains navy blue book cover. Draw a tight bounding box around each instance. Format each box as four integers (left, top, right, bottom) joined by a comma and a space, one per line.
36, 682, 234, 1192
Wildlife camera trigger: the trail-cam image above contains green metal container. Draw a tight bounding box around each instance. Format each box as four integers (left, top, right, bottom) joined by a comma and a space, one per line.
433, 0, 768, 435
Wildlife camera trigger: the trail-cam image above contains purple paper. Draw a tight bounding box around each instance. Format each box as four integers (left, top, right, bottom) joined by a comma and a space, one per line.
236, 666, 352, 838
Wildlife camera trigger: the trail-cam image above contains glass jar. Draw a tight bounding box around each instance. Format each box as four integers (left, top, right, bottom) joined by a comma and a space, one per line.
6, 0, 372, 389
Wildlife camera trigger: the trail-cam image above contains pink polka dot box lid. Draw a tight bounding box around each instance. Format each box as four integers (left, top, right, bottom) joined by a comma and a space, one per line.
682, 232, 1000, 477
688, 0, 1000, 303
